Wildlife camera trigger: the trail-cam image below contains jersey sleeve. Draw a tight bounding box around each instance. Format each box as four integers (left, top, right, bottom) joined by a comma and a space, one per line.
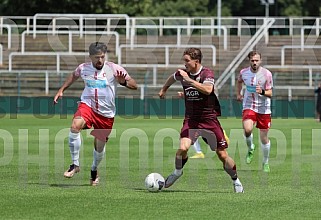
264, 70, 273, 90
110, 63, 130, 80
74, 64, 83, 77
173, 71, 183, 81
202, 69, 215, 85
238, 68, 245, 82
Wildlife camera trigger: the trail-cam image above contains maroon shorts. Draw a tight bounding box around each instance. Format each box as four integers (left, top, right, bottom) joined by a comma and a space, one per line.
180, 117, 228, 150
74, 102, 114, 142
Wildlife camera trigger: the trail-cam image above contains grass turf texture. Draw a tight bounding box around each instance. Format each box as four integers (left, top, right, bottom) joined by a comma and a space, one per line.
0, 114, 321, 219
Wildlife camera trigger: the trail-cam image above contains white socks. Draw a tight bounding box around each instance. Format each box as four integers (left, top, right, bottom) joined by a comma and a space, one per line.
193, 139, 202, 153
91, 148, 105, 171
245, 133, 271, 164
261, 141, 271, 164
245, 134, 254, 150
233, 178, 241, 185
69, 131, 81, 166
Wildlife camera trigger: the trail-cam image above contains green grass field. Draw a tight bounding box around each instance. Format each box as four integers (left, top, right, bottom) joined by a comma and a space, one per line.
0, 114, 321, 219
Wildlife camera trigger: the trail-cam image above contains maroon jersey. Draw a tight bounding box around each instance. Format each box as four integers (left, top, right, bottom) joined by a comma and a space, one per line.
174, 67, 220, 118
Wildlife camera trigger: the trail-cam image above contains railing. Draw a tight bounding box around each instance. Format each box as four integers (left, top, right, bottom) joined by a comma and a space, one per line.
0, 67, 318, 101
1, 15, 321, 100
130, 23, 228, 50
300, 26, 321, 50
281, 45, 321, 66
0, 70, 68, 95
0, 44, 2, 65
215, 18, 276, 91
1, 15, 321, 37
8, 52, 88, 72
265, 64, 321, 88
21, 30, 120, 56
118, 44, 216, 66
121, 64, 181, 86
0, 24, 12, 48
32, 13, 130, 39
130, 16, 321, 37
0, 16, 33, 34
0, 70, 153, 97
1, 15, 321, 53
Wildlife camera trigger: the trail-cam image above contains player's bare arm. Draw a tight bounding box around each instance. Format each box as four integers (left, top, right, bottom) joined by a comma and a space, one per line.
178, 69, 213, 95
115, 70, 138, 90
255, 84, 272, 98
190, 81, 213, 95
53, 71, 79, 104
236, 80, 243, 101
159, 75, 176, 99
177, 91, 184, 98
125, 78, 138, 90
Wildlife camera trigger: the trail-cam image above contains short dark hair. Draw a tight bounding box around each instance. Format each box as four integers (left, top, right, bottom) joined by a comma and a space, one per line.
89, 42, 108, 55
248, 51, 261, 59
183, 48, 203, 63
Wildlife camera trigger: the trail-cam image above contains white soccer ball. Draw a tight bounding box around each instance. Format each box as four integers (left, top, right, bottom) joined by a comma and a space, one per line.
144, 173, 165, 192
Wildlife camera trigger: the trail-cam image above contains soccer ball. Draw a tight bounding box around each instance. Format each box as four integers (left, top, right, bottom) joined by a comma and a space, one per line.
144, 173, 165, 192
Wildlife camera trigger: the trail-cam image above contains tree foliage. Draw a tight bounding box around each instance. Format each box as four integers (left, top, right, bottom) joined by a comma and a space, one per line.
0, 0, 320, 17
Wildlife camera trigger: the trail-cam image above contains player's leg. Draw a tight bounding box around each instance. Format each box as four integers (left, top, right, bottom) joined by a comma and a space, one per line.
242, 110, 256, 164
90, 116, 114, 186
258, 113, 271, 172
190, 138, 205, 159
243, 119, 256, 163
90, 138, 106, 186
223, 130, 230, 145
316, 104, 321, 122
243, 119, 255, 148
207, 122, 243, 193
165, 137, 192, 188
64, 116, 87, 178
260, 129, 270, 172
216, 148, 243, 193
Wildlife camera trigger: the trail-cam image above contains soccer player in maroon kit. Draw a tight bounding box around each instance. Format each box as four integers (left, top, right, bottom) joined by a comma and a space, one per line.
159, 48, 243, 193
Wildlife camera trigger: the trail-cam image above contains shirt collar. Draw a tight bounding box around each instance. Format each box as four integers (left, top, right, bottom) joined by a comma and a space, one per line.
190, 66, 203, 76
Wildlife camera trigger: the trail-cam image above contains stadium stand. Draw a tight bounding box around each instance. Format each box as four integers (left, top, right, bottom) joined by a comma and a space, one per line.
0, 15, 320, 100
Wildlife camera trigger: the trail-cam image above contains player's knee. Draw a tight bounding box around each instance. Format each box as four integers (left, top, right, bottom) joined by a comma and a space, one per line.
70, 125, 82, 133
261, 137, 269, 145
244, 130, 252, 137
216, 149, 228, 161
178, 143, 189, 152
177, 148, 188, 156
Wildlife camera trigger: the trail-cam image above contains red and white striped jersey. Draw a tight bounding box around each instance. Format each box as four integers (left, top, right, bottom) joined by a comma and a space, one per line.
238, 66, 273, 114
74, 61, 130, 117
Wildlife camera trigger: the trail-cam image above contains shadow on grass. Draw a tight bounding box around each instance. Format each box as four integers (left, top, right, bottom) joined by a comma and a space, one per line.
26, 182, 90, 188
49, 183, 90, 188
133, 187, 230, 194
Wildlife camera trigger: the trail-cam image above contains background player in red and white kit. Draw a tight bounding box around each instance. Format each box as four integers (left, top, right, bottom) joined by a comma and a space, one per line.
237, 51, 273, 172
159, 47, 243, 193
54, 42, 137, 185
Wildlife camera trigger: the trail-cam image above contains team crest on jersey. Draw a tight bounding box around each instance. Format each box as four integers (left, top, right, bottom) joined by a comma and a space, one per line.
195, 76, 200, 82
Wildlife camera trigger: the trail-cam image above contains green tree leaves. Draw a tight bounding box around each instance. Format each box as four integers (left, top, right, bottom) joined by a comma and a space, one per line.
0, 0, 320, 16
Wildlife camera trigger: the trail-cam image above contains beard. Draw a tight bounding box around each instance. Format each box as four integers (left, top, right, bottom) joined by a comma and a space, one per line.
95, 62, 104, 70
